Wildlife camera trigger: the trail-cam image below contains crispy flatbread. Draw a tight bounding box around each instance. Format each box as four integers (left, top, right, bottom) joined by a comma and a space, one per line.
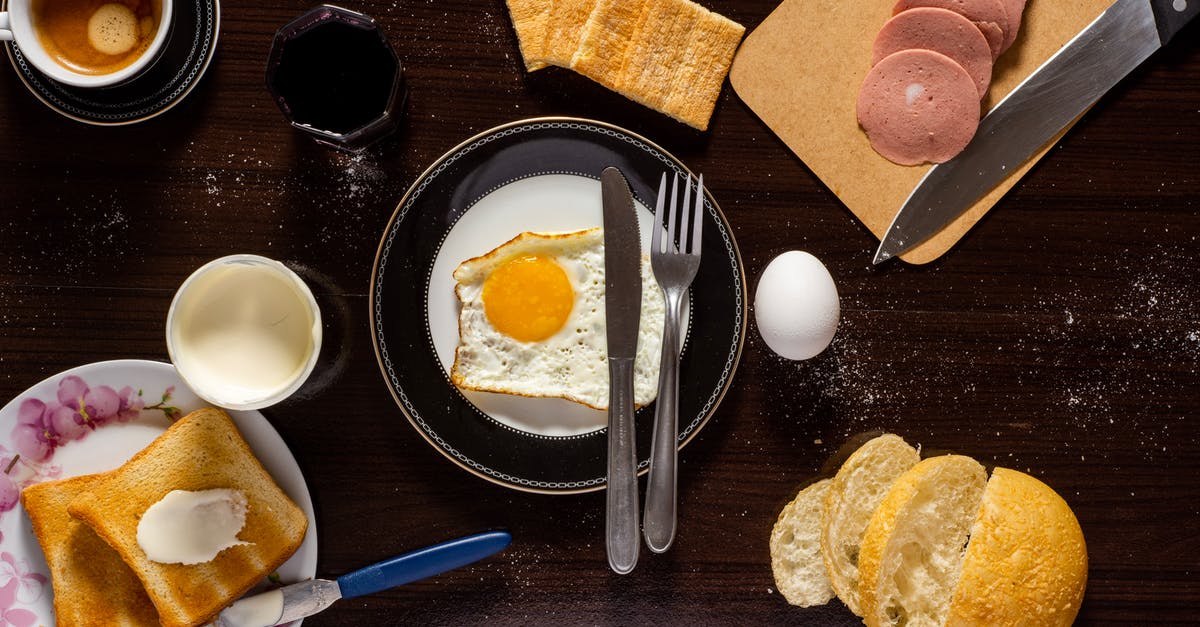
505, 0, 552, 70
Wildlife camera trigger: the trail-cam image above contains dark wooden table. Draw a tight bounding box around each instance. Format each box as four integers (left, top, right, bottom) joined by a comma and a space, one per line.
1, 1, 1198, 624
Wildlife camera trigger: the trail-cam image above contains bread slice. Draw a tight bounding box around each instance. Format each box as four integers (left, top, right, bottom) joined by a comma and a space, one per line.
540, 0, 598, 68
505, 0, 552, 70
21, 474, 160, 627
946, 468, 1088, 626
770, 479, 836, 607
821, 433, 920, 616
571, 0, 649, 89
67, 408, 308, 627
856, 455, 987, 627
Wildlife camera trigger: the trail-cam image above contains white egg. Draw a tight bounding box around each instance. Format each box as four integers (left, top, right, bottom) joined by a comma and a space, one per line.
754, 251, 840, 360
450, 228, 664, 410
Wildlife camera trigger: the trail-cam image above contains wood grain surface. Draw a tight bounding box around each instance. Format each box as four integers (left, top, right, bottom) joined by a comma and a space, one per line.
0, 1, 1197, 624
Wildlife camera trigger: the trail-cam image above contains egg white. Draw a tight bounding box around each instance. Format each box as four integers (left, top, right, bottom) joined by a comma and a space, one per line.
450, 228, 665, 410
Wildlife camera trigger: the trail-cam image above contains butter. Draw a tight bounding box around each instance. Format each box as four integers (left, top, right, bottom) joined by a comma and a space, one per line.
220, 589, 284, 627
167, 254, 322, 410
137, 489, 251, 564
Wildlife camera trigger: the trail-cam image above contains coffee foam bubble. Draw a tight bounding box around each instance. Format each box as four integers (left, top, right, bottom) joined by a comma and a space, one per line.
87, 4, 139, 56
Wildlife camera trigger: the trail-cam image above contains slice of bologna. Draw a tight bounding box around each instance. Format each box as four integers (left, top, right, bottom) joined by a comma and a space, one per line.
857, 49, 981, 165
893, 0, 1009, 58
998, 0, 1028, 53
873, 7, 993, 99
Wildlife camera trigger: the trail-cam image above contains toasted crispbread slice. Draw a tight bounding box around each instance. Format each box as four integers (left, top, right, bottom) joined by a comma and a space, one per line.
770, 479, 836, 607
821, 433, 920, 616
505, 0, 552, 70
947, 467, 1088, 626
857, 455, 987, 627
615, 0, 745, 130
541, 0, 598, 68
67, 408, 308, 627
22, 474, 160, 627
571, 0, 649, 89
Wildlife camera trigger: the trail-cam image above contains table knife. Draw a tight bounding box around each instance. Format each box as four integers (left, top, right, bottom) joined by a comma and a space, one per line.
873, 0, 1199, 265
601, 166, 643, 575
212, 530, 512, 627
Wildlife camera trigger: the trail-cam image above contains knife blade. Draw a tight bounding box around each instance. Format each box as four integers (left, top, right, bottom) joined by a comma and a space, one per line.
212, 530, 511, 627
601, 166, 642, 575
873, 0, 1199, 265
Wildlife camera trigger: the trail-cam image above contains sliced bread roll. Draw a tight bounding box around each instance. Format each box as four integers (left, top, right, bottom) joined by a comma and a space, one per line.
857, 455, 988, 627
22, 474, 160, 627
946, 468, 1088, 626
770, 479, 835, 607
821, 433, 921, 616
67, 408, 309, 627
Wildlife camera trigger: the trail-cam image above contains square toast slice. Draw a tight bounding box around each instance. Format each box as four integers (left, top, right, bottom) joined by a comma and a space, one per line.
67, 408, 308, 627
22, 473, 160, 627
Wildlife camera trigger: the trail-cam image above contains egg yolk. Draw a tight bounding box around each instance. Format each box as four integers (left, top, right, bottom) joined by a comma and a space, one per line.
482, 254, 574, 342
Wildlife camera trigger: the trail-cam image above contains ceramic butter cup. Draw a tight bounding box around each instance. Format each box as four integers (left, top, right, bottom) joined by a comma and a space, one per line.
1, 0, 175, 88
166, 255, 322, 411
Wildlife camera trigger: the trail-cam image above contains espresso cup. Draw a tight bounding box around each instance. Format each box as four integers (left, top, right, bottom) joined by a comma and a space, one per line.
0, 0, 174, 88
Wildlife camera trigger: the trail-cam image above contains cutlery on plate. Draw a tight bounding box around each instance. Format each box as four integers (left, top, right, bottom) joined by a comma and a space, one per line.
213, 530, 512, 627
643, 171, 704, 553
873, 0, 1199, 264
601, 166, 643, 575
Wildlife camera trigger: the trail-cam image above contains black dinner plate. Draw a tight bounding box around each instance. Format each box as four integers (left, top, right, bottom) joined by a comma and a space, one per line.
3, 0, 219, 125
371, 117, 746, 494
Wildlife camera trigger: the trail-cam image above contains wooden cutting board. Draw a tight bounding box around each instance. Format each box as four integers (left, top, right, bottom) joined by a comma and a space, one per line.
730, 0, 1114, 264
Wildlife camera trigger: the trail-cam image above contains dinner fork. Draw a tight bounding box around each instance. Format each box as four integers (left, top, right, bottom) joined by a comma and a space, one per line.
643, 171, 703, 553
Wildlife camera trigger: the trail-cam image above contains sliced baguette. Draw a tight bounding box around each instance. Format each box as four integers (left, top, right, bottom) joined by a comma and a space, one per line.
821, 433, 920, 616
67, 408, 309, 627
946, 468, 1088, 626
21, 474, 160, 627
857, 455, 987, 627
770, 479, 836, 607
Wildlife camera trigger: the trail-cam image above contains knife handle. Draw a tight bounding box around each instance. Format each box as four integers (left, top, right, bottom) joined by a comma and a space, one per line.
1149, 0, 1199, 45
605, 357, 640, 574
336, 530, 512, 598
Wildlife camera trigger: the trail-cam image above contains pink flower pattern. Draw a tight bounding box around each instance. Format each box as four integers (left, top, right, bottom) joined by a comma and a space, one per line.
0, 376, 182, 622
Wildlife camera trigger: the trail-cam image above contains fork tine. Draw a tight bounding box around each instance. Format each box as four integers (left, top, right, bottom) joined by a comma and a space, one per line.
691, 173, 703, 256
653, 172, 667, 255
679, 174, 691, 254
667, 172, 679, 253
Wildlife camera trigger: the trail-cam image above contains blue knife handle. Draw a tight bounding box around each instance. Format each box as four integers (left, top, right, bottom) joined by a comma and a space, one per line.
1149, 0, 1199, 44
336, 530, 512, 599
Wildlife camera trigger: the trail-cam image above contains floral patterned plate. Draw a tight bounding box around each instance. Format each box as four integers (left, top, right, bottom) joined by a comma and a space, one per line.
0, 359, 317, 625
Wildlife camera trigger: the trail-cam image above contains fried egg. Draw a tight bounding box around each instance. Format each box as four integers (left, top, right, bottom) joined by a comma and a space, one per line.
450, 228, 665, 410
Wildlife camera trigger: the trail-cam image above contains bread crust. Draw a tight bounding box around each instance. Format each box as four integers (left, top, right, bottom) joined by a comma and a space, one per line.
66, 408, 309, 627
821, 433, 920, 616
856, 454, 987, 627
945, 468, 1088, 627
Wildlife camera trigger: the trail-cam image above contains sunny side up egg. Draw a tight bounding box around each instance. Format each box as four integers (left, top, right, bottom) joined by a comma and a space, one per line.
450, 228, 665, 411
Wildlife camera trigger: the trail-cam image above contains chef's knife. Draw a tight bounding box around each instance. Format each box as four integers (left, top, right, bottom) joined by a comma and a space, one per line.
873, 0, 1199, 265
601, 166, 642, 575
212, 530, 511, 627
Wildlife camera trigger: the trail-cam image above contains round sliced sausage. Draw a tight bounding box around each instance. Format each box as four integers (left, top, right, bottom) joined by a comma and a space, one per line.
857, 49, 981, 165
998, 0, 1028, 53
873, 7, 993, 98
893, 0, 1009, 58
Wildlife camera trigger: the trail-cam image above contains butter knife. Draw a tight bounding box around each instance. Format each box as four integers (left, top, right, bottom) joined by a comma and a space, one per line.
601, 166, 642, 575
873, 0, 1199, 264
213, 530, 511, 627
